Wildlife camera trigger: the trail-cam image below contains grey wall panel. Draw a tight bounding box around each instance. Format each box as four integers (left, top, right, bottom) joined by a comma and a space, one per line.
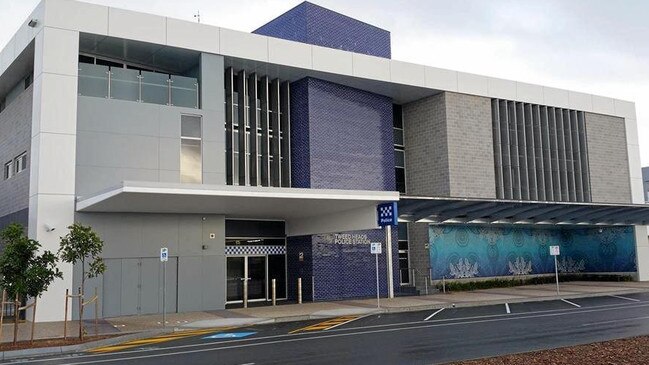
0, 85, 32, 218
120, 258, 140, 316
491, 99, 504, 198
585, 112, 631, 203
163, 258, 178, 313
140, 258, 160, 315
102, 259, 122, 318
201, 255, 225, 309
407, 222, 430, 294
76, 96, 218, 197
177, 256, 204, 312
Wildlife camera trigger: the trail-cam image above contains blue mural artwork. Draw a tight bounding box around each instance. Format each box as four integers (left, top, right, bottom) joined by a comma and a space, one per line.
428, 225, 637, 280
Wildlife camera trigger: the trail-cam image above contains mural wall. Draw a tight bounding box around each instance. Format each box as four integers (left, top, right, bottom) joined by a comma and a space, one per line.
428, 225, 636, 280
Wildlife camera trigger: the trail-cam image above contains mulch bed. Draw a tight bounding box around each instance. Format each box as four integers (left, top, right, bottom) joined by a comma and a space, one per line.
0, 334, 118, 351
451, 335, 649, 364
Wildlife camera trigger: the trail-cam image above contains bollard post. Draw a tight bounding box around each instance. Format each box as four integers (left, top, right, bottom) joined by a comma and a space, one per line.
272, 279, 276, 306
425, 276, 429, 295
298, 278, 302, 304
243, 277, 248, 309
63, 289, 68, 339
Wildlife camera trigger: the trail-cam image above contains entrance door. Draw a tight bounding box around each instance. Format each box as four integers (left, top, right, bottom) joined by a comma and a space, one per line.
226, 257, 245, 302
226, 256, 267, 302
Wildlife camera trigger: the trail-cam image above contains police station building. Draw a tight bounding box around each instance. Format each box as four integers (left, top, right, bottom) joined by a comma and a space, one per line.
1, 0, 649, 322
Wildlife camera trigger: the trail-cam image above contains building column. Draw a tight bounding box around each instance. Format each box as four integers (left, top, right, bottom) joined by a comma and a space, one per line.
28, 27, 79, 321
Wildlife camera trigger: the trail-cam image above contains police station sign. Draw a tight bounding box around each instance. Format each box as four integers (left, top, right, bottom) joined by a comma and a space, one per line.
377, 202, 398, 227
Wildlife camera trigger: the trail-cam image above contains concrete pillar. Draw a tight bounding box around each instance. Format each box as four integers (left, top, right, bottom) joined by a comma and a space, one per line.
28, 26, 79, 321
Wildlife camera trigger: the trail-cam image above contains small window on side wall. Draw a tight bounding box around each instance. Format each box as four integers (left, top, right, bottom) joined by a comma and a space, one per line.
14, 152, 27, 175
4, 161, 12, 180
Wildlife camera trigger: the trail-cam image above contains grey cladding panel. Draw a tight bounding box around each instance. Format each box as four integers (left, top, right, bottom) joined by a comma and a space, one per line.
178, 256, 204, 312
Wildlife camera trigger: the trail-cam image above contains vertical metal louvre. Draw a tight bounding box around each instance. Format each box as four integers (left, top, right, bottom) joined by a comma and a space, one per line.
225, 70, 290, 188
491, 99, 591, 202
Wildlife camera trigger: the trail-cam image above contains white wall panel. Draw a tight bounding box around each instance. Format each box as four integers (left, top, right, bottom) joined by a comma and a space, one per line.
542, 86, 570, 109
614, 99, 637, 119
424, 66, 458, 91
268, 37, 312, 69
45, 0, 108, 36
220, 28, 268, 62
352, 53, 390, 82
488, 77, 516, 100
108, 7, 166, 45
34, 27, 78, 78
312, 45, 353, 75
625, 118, 639, 147
568, 91, 593, 111
390, 60, 425, 87
591, 95, 616, 115
516, 82, 543, 104
457, 73, 489, 96
166, 18, 219, 54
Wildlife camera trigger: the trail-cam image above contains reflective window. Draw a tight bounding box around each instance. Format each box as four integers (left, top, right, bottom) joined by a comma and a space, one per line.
3, 161, 11, 180
14, 152, 27, 174
181, 115, 202, 184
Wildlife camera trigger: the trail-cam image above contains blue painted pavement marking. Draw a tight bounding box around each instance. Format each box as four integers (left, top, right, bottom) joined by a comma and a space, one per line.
203, 332, 257, 339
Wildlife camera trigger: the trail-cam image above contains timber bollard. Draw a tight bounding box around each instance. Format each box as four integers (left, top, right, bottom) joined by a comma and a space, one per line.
272, 279, 276, 306
243, 277, 248, 309
298, 278, 302, 304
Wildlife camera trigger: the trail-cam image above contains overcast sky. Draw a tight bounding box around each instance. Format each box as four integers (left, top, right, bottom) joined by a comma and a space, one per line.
1, 0, 648, 164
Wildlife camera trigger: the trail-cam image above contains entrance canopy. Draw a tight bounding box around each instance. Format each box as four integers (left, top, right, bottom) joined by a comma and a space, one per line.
399, 196, 649, 226
76, 181, 399, 236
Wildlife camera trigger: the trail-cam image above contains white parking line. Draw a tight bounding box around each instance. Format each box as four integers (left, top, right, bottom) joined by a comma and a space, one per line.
609, 294, 641, 302
505, 303, 511, 314
561, 299, 581, 308
424, 308, 445, 321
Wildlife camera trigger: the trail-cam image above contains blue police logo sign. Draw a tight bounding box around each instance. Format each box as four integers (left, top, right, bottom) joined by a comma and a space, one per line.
377, 202, 398, 227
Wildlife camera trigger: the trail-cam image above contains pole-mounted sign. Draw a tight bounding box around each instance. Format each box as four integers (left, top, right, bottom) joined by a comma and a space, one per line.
371, 242, 382, 308
160, 247, 168, 327
377, 202, 398, 299
549, 245, 560, 296
160, 247, 169, 262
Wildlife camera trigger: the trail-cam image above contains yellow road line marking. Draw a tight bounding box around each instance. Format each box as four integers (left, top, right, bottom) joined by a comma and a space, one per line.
89, 326, 235, 353
289, 316, 359, 334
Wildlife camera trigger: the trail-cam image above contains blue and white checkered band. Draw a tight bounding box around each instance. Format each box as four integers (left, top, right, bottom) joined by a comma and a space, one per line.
225, 245, 286, 256
380, 206, 392, 217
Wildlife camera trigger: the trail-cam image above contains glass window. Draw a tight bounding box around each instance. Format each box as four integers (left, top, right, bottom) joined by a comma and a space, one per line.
393, 128, 404, 146
4, 161, 12, 180
180, 115, 202, 184
14, 152, 27, 174
395, 168, 405, 194
394, 150, 405, 168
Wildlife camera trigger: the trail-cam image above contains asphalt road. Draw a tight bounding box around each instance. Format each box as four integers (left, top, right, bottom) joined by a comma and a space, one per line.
9, 292, 649, 365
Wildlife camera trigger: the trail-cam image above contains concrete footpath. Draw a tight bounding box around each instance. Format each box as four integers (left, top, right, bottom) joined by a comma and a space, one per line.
3, 281, 649, 343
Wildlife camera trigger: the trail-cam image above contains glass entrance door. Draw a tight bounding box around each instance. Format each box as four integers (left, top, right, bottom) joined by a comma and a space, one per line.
226, 257, 245, 302
247, 256, 266, 300
226, 256, 267, 302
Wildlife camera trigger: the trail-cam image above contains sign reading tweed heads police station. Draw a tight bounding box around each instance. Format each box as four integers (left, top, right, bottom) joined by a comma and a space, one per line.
377, 202, 398, 227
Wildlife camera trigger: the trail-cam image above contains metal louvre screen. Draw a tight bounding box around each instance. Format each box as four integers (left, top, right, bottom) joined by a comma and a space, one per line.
491, 99, 591, 202
225, 67, 291, 187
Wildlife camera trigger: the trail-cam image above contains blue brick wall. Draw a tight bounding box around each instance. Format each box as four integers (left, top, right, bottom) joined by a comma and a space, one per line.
290, 77, 395, 191
254, 1, 391, 58
288, 229, 399, 302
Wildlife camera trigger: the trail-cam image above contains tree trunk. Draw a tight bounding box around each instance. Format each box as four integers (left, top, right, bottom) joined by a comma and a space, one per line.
12, 296, 18, 345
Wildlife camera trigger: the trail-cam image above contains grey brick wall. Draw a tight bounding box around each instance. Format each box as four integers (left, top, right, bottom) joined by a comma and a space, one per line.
402, 92, 495, 199
585, 112, 632, 203
403, 93, 449, 196
0, 84, 32, 219
445, 92, 496, 198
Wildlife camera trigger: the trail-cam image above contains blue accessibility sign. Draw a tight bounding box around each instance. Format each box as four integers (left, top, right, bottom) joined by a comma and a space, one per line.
377, 202, 398, 227
203, 332, 256, 339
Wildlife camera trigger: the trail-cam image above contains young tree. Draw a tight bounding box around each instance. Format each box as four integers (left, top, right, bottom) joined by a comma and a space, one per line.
0, 224, 62, 344
58, 223, 106, 340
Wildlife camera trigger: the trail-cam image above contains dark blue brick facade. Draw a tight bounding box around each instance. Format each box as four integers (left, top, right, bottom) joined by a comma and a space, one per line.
254, 1, 391, 58
288, 230, 399, 301
286, 76, 400, 301
290, 77, 395, 191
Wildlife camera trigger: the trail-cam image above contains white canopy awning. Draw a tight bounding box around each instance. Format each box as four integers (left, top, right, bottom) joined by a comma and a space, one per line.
76, 181, 399, 236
